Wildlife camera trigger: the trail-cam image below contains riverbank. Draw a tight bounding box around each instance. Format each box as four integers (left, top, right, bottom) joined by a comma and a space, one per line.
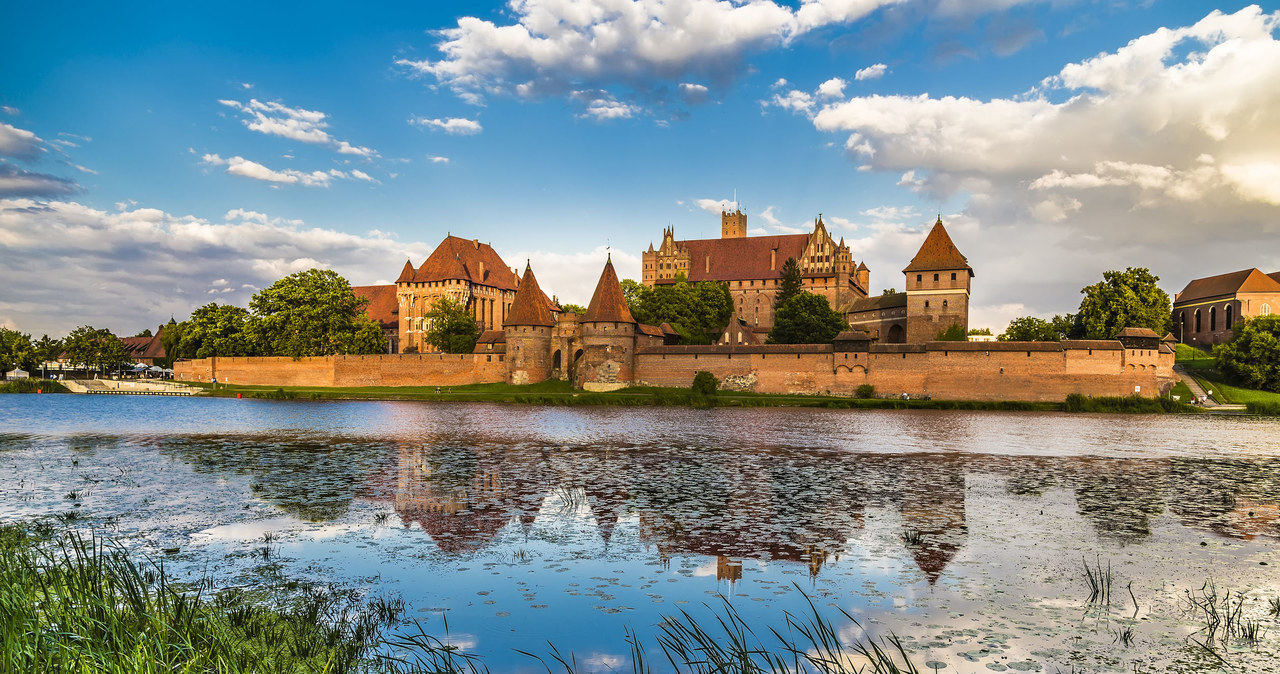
177, 379, 1202, 414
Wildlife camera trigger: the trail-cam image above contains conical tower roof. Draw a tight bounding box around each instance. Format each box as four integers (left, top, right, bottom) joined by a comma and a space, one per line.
903, 218, 973, 276
583, 257, 636, 324
395, 258, 416, 283
506, 264, 555, 327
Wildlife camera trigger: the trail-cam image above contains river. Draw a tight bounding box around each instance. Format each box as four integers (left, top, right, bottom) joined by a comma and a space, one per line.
2, 395, 1278, 672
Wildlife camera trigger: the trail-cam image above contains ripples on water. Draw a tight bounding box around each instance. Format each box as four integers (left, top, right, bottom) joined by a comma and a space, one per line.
2, 395, 1279, 672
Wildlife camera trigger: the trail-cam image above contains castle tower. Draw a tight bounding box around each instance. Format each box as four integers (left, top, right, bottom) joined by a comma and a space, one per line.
576, 256, 638, 391
855, 261, 870, 295
721, 209, 747, 239
903, 218, 974, 343
504, 263, 555, 385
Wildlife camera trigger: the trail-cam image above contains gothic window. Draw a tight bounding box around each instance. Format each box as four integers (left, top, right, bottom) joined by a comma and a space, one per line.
1210, 306, 1217, 331
1195, 309, 1202, 332
1263, 304, 1273, 316
1226, 304, 1233, 330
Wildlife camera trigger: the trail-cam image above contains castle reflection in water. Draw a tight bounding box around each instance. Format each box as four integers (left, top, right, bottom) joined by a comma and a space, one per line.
370, 442, 1280, 585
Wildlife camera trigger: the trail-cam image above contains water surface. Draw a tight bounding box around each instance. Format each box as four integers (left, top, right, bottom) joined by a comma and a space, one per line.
3, 396, 1279, 672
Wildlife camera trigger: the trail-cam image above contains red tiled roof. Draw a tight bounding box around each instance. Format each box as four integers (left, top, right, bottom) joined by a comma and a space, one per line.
121, 326, 167, 360
506, 265, 555, 327
1270, 271, 1280, 285
668, 234, 809, 282
352, 284, 398, 329
1114, 327, 1161, 339
395, 259, 416, 283
475, 330, 506, 344
847, 293, 907, 313
584, 258, 636, 323
410, 236, 519, 290
637, 323, 664, 337
903, 219, 973, 275
1174, 268, 1280, 304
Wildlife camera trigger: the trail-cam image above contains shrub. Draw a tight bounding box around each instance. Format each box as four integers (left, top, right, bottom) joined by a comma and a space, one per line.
1247, 401, 1280, 416
854, 384, 875, 399
691, 371, 719, 396
0, 378, 70, 394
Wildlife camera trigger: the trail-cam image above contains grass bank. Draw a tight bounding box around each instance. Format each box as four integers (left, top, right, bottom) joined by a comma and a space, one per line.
190, 379, 1078, 412
1175, 343, 1280, 411
1, 521, 924, 673
176, 379, 1210, 413
0, 378, 69, 394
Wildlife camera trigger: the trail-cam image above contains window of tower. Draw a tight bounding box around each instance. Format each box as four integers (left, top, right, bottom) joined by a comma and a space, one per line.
934, 273, 939, 282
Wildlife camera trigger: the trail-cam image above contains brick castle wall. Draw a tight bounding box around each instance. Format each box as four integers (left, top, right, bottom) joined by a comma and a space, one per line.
174, 353, 506, 388
174, 341, 1174, 401
634, 342, 1174, 402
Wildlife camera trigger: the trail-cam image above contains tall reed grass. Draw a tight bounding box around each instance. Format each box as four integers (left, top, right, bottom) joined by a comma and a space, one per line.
2, 522, 926, 673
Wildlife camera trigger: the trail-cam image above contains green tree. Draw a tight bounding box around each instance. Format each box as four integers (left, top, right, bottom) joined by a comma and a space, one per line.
63, 326, 128, 373
936, 323, 967, 341
1077, 267, 1171, 339
0, 327, 33, 373
967, 327, 992, 336
1000, 316, 1060, 341
691, 370, 719, 396
246, 269, 387, 358
1051, 313, 1084, 340
768, 293, 849, 344
881, 288, 898, 296
1215, 316, 1280, 392
29, 335, 62, 373
133, 328, 153, 338
775, 258, 803, 308
423, 296, 479, 354
560, 303, 587, 314
620, 279, 651, 316
628, 279, 732, 344
173, 303, 255, 359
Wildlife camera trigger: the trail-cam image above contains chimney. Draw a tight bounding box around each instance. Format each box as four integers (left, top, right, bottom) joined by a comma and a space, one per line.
770, 249, 777, 271
479, 261, 485, 279
705, 255, 710, 273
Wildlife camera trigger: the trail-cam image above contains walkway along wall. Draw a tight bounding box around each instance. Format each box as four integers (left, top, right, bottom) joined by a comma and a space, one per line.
174, 353, 507, 388
633, 340, 1175, 402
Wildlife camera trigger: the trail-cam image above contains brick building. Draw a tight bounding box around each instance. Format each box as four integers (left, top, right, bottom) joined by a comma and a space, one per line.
642, 210, 867, 332
351, 284, 399, 353
391, 235, 559, 354
1172, 268, 1280, 346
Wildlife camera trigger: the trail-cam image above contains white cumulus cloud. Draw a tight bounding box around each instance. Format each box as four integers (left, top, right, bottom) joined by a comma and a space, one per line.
409, 116, 483, 135
219, 98, 378, 158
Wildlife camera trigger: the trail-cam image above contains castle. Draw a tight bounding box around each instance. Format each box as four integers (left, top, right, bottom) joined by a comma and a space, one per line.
643, 209, 865, 333
176, 214, 1176, 401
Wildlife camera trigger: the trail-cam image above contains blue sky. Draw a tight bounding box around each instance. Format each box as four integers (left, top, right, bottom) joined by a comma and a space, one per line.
3, 1, 1279, 337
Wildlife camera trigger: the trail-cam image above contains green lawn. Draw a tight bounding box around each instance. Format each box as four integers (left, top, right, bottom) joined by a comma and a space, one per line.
1173, 344, 1280, 406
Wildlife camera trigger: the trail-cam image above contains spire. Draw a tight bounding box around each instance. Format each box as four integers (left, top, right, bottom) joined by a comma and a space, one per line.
506, 265, 555, 326
396, 258, 416, 283
903, 218, 973, 276
583, 258, 636, 324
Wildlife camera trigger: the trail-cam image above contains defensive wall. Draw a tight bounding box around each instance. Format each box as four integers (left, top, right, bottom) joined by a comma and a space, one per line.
174, 339, 1174, 402
174, 353, 507, 388
633, 340, 1174, 402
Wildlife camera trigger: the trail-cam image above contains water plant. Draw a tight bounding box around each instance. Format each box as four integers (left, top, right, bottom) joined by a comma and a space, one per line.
1082, 556, 1112, 604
